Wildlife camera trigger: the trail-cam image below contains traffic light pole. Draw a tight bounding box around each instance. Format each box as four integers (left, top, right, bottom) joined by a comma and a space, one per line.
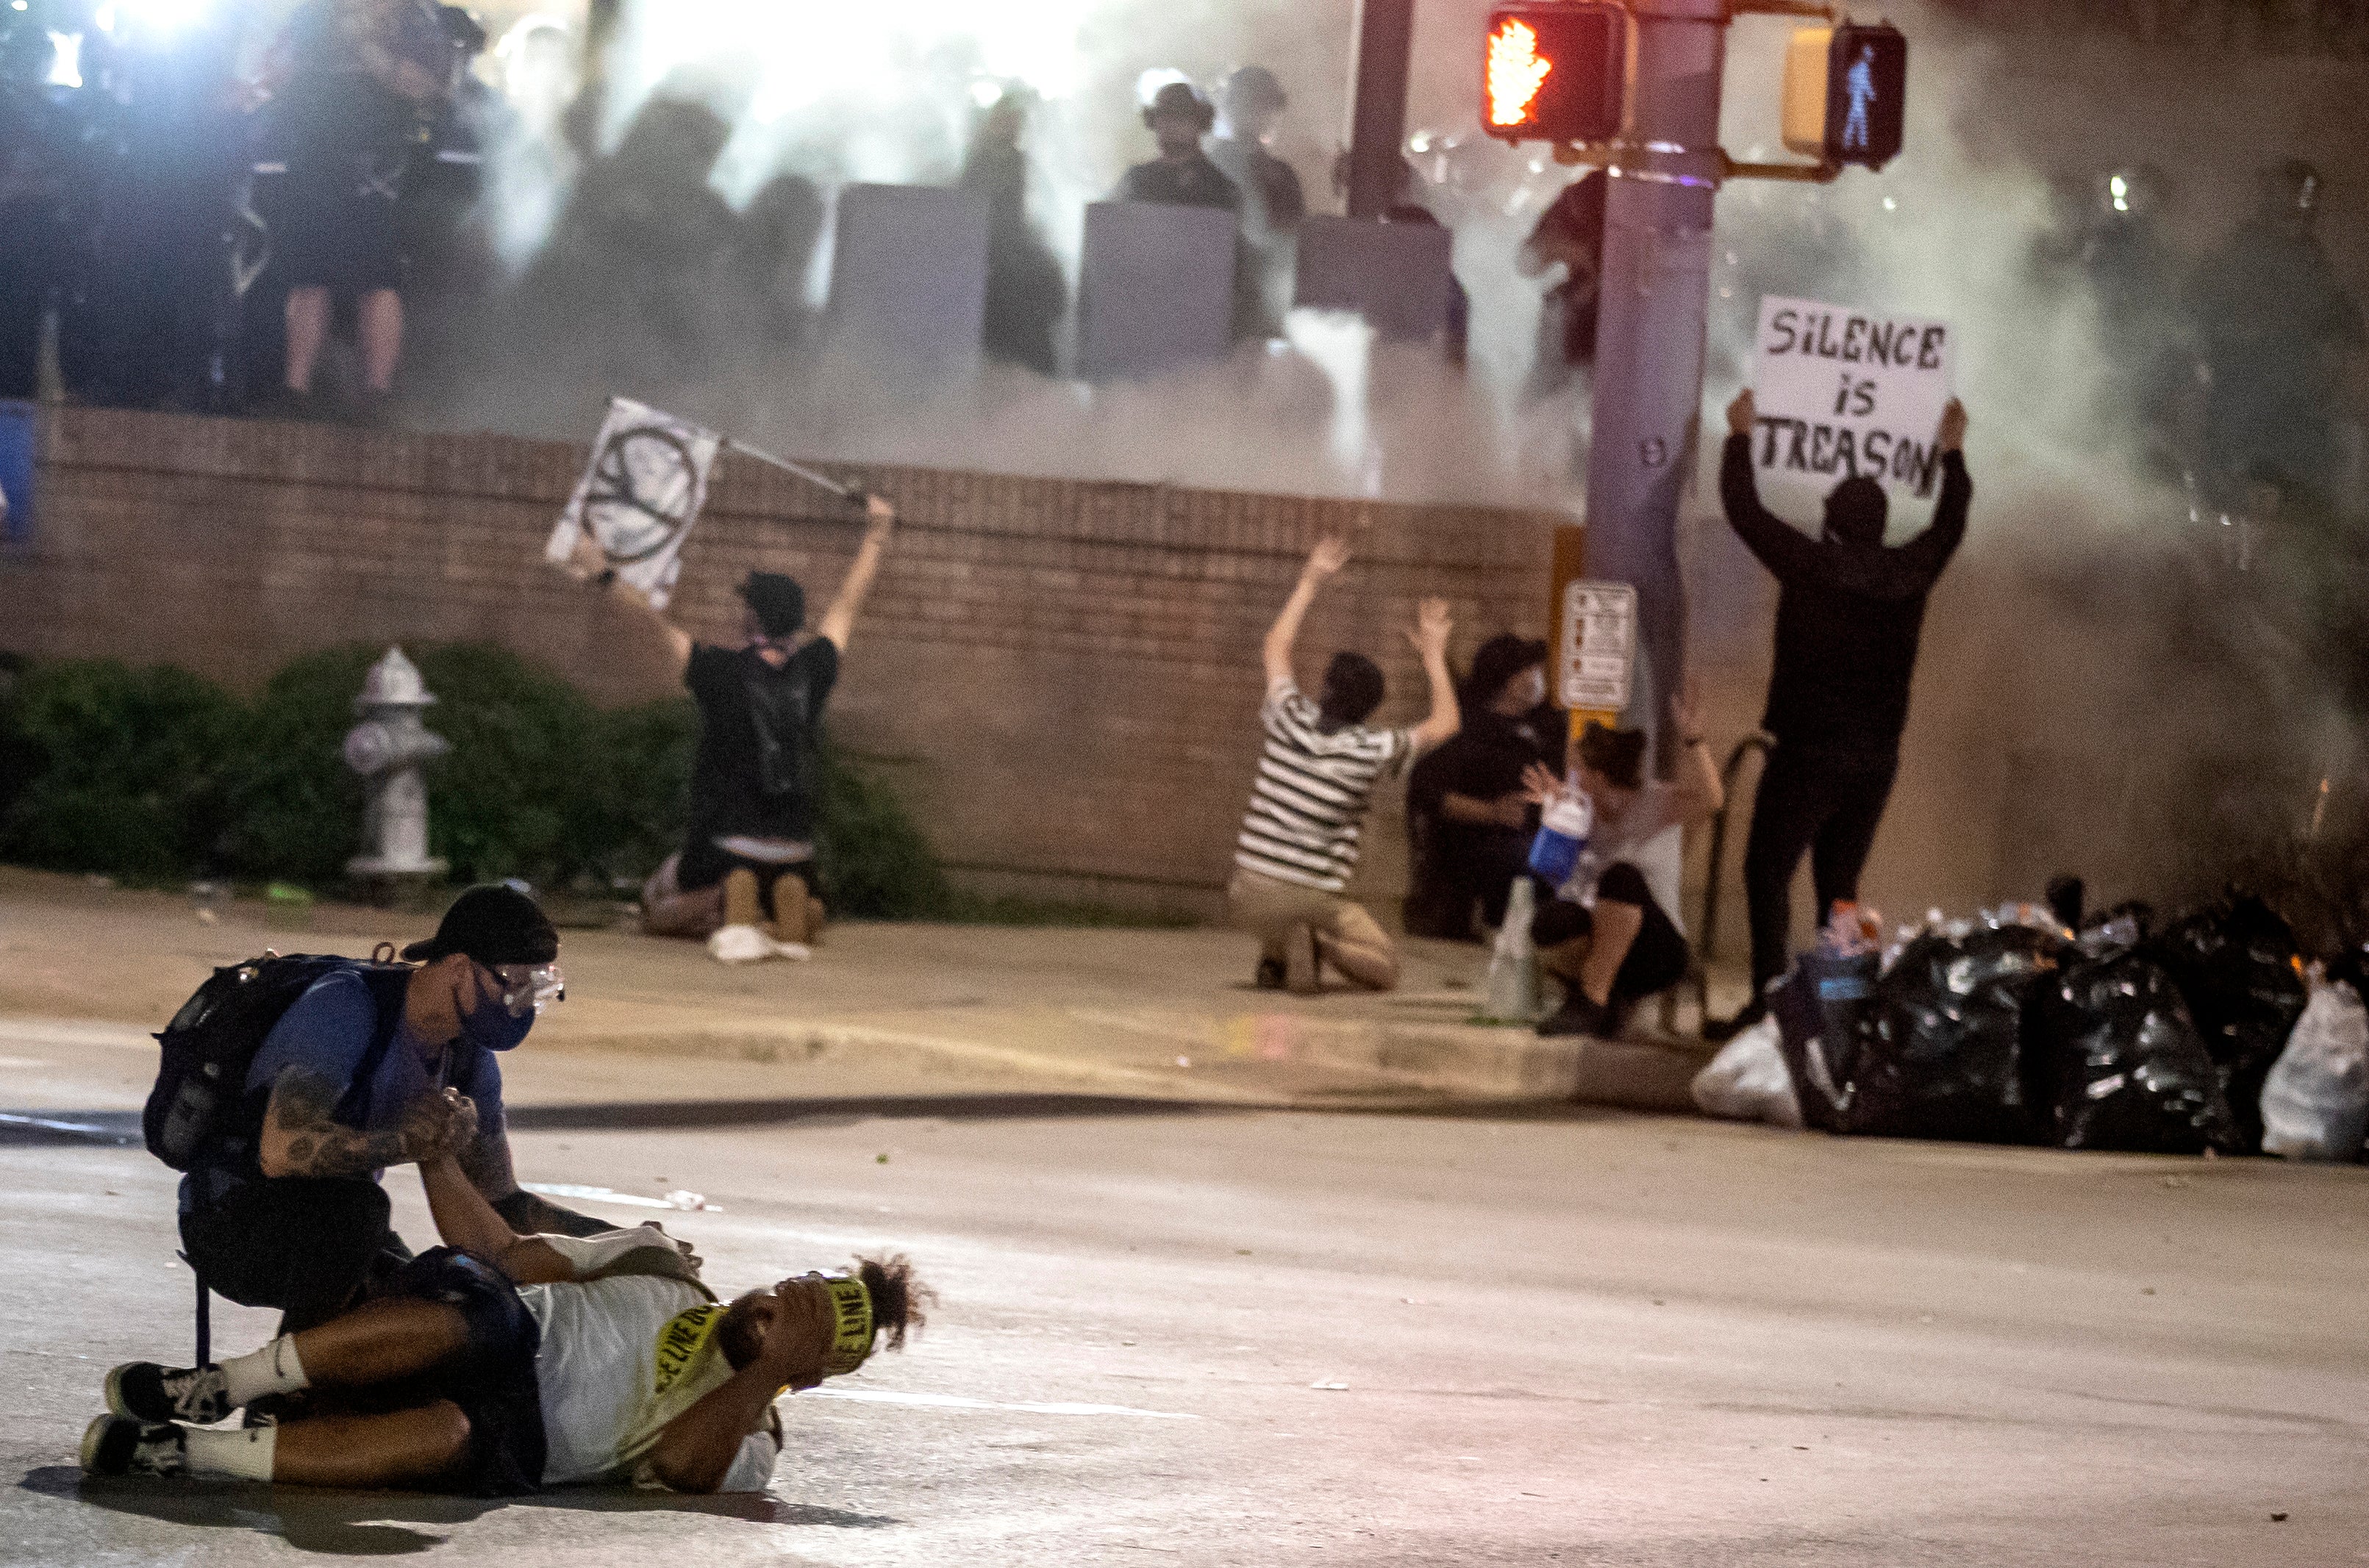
1579, 0, 1729, 761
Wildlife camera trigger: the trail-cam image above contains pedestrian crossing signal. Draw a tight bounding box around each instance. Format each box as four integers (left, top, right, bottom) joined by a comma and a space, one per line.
1782, 22, 1907, 170
1482, 4, 1626, 145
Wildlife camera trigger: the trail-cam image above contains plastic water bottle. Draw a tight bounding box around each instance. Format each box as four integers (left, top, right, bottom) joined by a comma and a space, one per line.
1482, 878, 1542, 1023
1527, 788, 1593, 887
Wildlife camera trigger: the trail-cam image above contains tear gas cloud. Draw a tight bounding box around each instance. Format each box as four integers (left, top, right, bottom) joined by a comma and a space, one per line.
435, 1, 2360, 923
451, 1, 2168, 512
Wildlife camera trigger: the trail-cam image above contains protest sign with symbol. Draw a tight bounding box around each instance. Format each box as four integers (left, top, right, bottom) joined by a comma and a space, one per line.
543, 398, 722, 610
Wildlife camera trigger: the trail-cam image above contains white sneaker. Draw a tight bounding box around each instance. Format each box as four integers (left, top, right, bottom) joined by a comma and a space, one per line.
707, 925, 812, 964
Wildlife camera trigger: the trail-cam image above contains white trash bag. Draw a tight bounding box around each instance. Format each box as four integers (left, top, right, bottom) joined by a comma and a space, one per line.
1690, 1015, 1804, 1128
2260, 977, 2369, 1161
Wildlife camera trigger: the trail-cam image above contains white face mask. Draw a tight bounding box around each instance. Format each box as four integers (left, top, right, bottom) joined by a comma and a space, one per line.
1509, 668, 1548, 710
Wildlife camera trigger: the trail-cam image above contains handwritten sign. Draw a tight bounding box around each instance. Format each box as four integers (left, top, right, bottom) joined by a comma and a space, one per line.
1751, 295, 1951, 505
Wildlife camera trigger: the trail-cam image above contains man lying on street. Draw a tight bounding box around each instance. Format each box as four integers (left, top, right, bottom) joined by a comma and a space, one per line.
1523, 700, 1723, 1039
179, 885, 605, 1338
89, 1134, 927, 1494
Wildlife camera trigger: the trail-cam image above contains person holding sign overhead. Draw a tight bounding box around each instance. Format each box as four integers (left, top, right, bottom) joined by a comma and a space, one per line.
564, 495, 898, 954
1707, 386, 1971, 1042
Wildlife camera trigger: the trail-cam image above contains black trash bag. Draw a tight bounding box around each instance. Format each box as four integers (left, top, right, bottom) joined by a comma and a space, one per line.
2148, 894, 2307, 1153
1845, 923, 2071, 1144
2033, 945, 2237, 1154
1770, 948, 1879, 1134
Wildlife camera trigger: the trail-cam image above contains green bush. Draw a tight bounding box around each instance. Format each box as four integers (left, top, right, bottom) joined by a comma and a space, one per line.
0, 643, 956, 918
0, 659, 244, 879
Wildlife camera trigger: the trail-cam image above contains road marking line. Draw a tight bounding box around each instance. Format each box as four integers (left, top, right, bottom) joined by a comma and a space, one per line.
809, 1389, 1198, 1420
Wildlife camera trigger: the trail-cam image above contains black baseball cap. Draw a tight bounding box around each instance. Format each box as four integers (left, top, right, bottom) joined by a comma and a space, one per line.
401, 884, 560, 966
739, 572, 807, 638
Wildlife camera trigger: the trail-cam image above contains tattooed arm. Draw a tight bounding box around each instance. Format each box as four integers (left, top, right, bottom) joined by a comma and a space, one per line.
255, 1066, 473, 1181
455, 1123, 611, 1237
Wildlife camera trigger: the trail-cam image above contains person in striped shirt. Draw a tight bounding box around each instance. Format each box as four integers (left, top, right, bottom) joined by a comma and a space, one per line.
1229, 536, 1459, 994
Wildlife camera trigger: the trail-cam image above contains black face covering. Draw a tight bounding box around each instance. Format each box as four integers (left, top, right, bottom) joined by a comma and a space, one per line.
1823, 476, 1890, 548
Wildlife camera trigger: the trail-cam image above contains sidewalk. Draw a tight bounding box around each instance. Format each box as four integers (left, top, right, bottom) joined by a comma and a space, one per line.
0, 867, 1723, 1113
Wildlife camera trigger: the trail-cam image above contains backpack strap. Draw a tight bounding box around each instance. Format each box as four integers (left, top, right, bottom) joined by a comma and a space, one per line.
332, 965, 421, 1131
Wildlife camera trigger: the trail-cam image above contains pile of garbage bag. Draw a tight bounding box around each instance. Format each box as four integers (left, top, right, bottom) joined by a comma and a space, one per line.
1693, 888, 2369, 1161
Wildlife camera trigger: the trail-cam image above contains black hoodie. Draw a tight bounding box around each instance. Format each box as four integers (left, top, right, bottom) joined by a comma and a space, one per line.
1720, 432, 1972, 752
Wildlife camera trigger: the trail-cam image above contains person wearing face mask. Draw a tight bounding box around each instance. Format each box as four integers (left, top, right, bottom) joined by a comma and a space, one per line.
1403, 634, 1560, 940
93, 1151, 929, 1497
176, 885, 604, 1336
1522, 706, 1724, 1039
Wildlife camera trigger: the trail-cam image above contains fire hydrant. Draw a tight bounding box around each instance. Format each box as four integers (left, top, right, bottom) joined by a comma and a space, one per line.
345, 647, 449, 881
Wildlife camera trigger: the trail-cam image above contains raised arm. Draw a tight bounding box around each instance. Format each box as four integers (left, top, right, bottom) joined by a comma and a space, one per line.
1884, 399, 1972, 588
644, 1279, 830, 1493
1263, 537, 1348, 688
1404, 597, 1460, 753
1718, 390, 1819, 583
817, 495, 896, 651
419, 1143, 579, 1284
559, 531, 693, 674
1667, 687, 1724, 830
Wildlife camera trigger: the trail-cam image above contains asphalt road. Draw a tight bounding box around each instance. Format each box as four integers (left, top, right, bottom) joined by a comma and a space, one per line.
3, 1032, 2365, 1567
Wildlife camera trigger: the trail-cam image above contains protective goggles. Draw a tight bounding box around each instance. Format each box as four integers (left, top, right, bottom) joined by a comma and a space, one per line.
487, 962, 565, 1018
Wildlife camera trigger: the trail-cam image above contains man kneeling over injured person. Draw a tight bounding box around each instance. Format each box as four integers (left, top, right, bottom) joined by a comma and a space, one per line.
87, 1130, 927, 1495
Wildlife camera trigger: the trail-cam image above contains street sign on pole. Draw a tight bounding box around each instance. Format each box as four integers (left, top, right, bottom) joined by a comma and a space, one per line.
1558, 578, 1637, 718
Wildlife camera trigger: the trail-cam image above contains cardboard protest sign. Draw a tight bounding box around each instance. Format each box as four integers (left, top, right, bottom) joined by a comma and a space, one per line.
1749, 296, 1952, 508
543, 398, 721, 611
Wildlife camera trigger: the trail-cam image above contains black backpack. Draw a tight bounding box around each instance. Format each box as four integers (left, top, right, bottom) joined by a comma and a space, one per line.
143, 950, 414, 1173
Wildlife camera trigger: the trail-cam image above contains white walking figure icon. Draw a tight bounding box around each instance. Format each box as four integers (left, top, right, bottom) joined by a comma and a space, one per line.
1841, 46, 1876, 151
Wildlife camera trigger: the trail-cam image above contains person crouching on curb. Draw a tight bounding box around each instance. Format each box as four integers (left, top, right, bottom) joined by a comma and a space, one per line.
563, 495, 898, 959
1228, 535, 1459, 995
87, 1128, 929, 1495
1522, 695, 1723, 1039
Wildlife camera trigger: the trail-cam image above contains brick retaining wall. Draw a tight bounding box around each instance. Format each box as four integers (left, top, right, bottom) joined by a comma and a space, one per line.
1, 405, 1566, 916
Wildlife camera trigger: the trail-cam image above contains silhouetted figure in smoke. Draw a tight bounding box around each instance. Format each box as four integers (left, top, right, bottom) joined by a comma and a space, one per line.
1207, 65, 1301, 337
1381, 157, 1468, 367
0, 24, 77, 400
523, 90, 740, 389
1517, 168, 1605, 393
1207, 67, 1303, 238
1709, 389, 1972, 1042
960, 90, 1063, 375
732, 173, 825, 351
48, 7, 247, 411
1115, 82, 1239, 212
2188, 160, 2364, 516
254, 0, 455, 415
396, 7, 507, 401
2076, 165, 2187, 471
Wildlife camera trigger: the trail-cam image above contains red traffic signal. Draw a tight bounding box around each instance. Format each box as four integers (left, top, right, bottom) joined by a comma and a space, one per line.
1482, 4, 1626, 145
1825, 22, 1906, 169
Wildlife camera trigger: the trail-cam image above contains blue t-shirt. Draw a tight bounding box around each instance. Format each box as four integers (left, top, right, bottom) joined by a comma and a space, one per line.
180, 970, 507, 1212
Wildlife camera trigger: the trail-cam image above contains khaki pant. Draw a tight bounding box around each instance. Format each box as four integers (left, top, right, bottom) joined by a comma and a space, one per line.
1227, 867, 1399, 992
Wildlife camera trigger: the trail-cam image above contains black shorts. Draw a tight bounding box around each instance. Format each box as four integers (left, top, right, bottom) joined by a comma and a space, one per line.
181, 1177, 412, 1331
376, 1247, 547, 1497
1532, 862, 1690, 1006
274, 170, 406, 293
